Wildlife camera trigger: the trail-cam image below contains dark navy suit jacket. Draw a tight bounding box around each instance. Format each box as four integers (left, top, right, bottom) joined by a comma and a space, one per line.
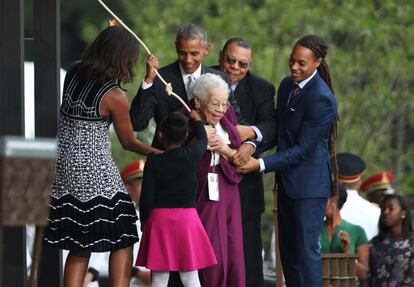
263, 72, 337, 199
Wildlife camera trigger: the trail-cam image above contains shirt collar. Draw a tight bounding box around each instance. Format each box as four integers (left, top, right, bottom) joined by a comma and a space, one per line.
230, 82, 238, 92
296, 69, 317, 89
179, 63, 202, 80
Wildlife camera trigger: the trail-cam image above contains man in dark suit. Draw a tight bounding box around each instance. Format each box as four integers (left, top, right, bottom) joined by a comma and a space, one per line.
214, 38, 276, 287
237, 35, 338, 287
130, 24, 243, 148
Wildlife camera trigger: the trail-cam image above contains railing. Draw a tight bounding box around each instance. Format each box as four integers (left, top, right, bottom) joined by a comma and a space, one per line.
322, 253, 358, 287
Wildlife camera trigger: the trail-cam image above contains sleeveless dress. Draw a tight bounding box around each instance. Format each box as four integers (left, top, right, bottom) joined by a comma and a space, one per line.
43, 62, 139, 252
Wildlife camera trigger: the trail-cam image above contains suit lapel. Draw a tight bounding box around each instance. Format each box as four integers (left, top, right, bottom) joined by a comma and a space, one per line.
234, 75, 250, 107
287, 72, 320, 111
169, 62, 188, 103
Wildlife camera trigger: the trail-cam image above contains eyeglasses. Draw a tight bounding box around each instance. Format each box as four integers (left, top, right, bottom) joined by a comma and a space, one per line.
207, 100, 229, 110
224, 56, 250, 69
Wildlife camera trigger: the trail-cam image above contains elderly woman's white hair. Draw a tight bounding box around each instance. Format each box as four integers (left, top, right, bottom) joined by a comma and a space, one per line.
191, 73, 230, 101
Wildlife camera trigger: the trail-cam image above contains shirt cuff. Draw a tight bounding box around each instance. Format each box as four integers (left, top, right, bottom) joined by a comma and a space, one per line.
250, 125, 263, 143
141, 79, 153, 90
243, 140, 257, 149
258, 158, 265, 172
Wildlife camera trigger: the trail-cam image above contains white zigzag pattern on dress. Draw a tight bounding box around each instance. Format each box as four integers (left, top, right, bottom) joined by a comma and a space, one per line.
43, 233, 138, 249
62, 95, 96, 114
49, 200, 132, 213
47, 213, 136, 227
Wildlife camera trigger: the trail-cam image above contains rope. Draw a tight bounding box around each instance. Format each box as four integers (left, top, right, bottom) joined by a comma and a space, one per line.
97, 0, 191, 112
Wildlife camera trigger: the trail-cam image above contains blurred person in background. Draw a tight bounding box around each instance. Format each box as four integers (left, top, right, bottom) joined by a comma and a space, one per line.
368, 194, 414, 287
337, 152, 381, 240
320, 184, 369, 283
360, 171, 394, 206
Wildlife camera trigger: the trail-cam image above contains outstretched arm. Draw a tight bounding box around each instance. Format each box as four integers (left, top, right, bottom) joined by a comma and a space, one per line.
101, 88, 160, 155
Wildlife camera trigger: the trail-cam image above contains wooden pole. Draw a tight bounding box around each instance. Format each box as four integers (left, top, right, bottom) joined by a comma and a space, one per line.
273, 184, 284, 287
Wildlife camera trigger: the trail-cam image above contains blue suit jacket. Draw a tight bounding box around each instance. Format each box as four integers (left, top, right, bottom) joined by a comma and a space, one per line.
263, 72, 337, 199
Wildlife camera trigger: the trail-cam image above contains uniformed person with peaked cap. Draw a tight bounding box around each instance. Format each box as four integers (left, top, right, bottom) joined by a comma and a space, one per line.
337, 152, 381, 240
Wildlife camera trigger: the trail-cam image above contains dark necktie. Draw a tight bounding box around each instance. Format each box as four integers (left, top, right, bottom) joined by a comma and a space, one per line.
288, 83, 300, 105
292, 82, 300, 96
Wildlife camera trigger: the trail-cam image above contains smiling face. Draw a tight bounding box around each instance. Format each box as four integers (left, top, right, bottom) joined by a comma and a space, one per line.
381, 198, 406, 228
196, 88, 229, 126
219, 43, 252, 84
289, 44, 321, 82
175, 37, 209, 74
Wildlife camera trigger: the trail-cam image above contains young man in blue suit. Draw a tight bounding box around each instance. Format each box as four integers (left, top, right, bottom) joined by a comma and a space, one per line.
237, 35, 339, 287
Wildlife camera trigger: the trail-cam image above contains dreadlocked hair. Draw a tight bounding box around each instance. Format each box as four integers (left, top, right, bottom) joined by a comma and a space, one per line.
296, 35, 340, 196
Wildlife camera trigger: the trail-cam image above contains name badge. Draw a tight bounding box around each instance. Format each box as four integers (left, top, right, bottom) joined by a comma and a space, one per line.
208, 172, 219, 201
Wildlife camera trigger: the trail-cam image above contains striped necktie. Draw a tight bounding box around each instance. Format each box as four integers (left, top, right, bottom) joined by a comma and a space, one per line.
288, 82, 300, 105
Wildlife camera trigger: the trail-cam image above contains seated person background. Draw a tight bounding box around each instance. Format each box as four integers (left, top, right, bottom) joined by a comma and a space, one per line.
320, 185, 369, 282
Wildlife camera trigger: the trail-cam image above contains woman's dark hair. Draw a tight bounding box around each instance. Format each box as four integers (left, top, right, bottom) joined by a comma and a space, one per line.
79, 26, 139, 84
295, 35, 339, 196
376, 194, 413, 241
159, 112, 189, 146
337, 184, 348, 210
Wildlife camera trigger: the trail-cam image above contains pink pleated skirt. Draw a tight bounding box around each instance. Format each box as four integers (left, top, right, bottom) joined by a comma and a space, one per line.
136, 208, 217, 271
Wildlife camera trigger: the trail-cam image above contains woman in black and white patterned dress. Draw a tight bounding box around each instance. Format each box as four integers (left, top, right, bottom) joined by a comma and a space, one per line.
43, 26, 159, 287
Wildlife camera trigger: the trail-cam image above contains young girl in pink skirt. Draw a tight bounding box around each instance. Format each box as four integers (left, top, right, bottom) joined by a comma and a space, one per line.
136, 111, 217, 286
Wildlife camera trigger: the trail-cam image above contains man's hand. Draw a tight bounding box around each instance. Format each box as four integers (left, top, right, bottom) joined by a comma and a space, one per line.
236, 125, 256, 142
107, 19, 121, 27
236, 157, 260, 174
144, 54, 159, 84
231, 143, 255, 167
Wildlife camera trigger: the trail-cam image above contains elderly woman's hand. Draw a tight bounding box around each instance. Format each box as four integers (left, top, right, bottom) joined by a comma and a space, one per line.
204, 126, 219, 148
209, 142, 237, 159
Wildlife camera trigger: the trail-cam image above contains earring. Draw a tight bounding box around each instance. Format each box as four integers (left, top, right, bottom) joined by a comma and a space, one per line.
195, 103, 200, 110
402, 215, 406, 219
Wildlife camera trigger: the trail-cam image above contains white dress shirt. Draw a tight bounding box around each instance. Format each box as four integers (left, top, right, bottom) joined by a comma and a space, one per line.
340, 189, 381, 240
